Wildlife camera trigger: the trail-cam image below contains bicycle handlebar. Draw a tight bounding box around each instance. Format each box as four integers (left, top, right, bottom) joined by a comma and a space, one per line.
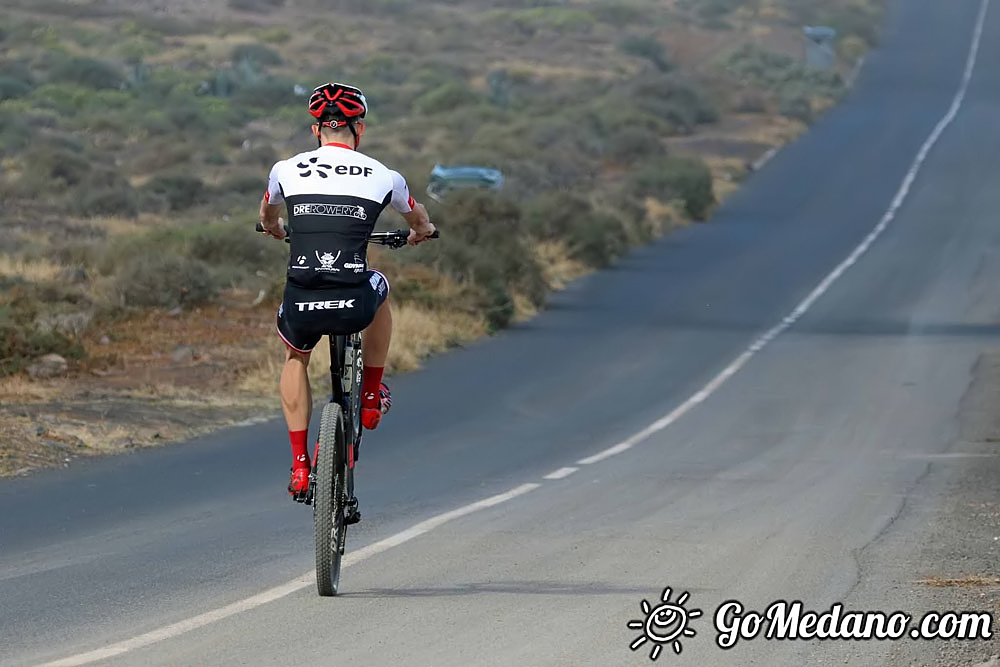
254, 222, 438, 248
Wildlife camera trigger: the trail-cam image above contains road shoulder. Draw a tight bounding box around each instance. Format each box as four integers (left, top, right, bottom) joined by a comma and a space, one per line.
822, 351, 1000, 666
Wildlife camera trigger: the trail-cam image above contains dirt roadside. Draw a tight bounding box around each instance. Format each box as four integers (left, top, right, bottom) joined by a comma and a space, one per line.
0, 302, 280, 477
812, 352, 1000, 666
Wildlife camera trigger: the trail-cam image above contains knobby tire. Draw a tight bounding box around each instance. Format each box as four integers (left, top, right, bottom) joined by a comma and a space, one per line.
314, 402, 347, 596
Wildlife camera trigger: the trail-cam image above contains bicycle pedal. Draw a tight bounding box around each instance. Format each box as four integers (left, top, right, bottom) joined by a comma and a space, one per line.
345, 496, 361, 525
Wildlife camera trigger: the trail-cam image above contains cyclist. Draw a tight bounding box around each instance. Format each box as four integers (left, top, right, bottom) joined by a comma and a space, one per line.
258, 82, 436, 498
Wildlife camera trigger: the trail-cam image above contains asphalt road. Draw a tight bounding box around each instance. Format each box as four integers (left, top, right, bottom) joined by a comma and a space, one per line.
3, 0, 1000, 664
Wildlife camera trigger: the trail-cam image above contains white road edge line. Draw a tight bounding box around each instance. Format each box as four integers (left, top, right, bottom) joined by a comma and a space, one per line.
575, 0, 990, 468
543, 466, 579, 480
43, 3, 991, 664
41, 483, 540, 667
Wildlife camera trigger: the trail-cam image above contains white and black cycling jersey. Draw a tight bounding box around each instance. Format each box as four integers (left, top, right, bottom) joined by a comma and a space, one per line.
265, 142, 414, 289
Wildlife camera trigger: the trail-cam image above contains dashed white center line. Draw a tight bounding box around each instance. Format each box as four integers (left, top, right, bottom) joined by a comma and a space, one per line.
543, 466, 579, 480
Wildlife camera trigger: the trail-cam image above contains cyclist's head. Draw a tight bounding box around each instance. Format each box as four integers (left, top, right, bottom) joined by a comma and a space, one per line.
308, 82, 368, 149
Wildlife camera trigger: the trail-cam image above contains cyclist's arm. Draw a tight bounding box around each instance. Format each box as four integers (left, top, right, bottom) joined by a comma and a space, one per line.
401, 202, 430, 229
389, 170, 434, 244
259, 163, 286, 239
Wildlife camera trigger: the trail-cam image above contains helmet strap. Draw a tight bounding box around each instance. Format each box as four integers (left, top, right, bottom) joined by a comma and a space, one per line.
317, 119, 359, 149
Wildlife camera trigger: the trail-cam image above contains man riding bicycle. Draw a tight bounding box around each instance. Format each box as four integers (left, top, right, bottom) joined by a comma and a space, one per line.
258, 82, 436, 498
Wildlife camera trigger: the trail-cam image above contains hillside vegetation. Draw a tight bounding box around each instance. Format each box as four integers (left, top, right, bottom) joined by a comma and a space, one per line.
0, 0, 885, 473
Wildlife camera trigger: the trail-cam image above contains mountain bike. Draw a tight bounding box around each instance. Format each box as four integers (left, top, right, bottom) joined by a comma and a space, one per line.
256, 223, 437, 595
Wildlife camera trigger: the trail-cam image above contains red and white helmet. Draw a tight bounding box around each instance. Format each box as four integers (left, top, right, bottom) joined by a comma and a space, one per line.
308, 82, 368, 129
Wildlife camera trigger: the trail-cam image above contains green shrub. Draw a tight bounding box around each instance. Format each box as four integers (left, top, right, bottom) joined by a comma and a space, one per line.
691, 0, 743, 21
0, 318, 85, 376
0, 283, 87, 376
822, 3, 883, 48
217, 171, 264, 194
426, 191, 547, 325
605, 126, 669, 164
631, 74, 719, 133
228, 0, 286, 12
524, 192, 636, 266
257, 27, 292, 44
506, 8, 597, 35
117, 37, 162, 64
568, 211, 630, 268
99, 222, 283, 286
413, 81, 480, 114
233, 76, 298, 110
231, 43, 283, 66
18, 144, 92, 189
0, 77, 32, 101
720, 44, 844, 100
778, 93, 813, 123
522, 191, 592, 238
182, 224, 281, 273
113, 254, 218, 308
734, 90, 768, 113
591, 3, 645, 27
628, 156, 716, 220
358, 55, 410, 86
141, 172, 207, 211
49, 56, 125, 90
0, 112, 33, 153
619, 35, 673, 72
80, 185, 140, 217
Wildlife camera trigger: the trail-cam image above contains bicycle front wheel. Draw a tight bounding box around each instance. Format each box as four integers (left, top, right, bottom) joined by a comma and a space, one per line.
314, 402, 347, 596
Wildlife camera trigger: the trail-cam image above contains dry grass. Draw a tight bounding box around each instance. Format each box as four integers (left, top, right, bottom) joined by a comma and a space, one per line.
536, 240, 589, 290
0, 375, 64, 402
0, 254, 64, 281
704, 155, 750, 202
235, 301, 486, 396
84, 214, 152, 237
916, 576, 1000, 588
388, 304, 486, 373
738, 114, 806, 146
238, 345, 284, 396
644, 198, 688, 235
512, 292, 539, 323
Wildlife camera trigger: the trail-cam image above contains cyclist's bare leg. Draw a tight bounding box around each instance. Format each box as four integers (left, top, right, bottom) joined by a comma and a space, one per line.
281, 347, 313, 431
282, 347, 313, 493
361, 298, 391, 367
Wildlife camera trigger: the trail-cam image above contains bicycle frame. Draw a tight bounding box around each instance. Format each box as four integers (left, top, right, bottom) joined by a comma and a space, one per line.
332, 332, 363, 486
308, 331, 363, 508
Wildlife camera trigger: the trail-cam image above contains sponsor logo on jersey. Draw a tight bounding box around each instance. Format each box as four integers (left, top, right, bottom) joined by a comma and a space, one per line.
315, 250, 342, 272
295, 299, 356, 311
296, 158, 373, 179
293, 203, 367, 219
291, 254, 310, 270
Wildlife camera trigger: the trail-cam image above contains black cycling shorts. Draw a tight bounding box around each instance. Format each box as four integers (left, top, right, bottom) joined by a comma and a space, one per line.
276, 270, 389, 354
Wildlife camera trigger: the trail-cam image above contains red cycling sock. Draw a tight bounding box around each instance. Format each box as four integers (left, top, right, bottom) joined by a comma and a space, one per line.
361, 366, 384, 409
289, 429, 310, 469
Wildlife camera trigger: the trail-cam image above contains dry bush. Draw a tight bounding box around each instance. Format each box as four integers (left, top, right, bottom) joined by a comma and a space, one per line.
387, 304, 485, 373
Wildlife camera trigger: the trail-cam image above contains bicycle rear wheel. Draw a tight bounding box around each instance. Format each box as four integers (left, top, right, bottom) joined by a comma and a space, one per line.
314, 401, 347, 596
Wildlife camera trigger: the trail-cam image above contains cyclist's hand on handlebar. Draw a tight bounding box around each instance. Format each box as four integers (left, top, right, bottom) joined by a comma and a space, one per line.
407, 214, 436, 246
261, 217, 287, 240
